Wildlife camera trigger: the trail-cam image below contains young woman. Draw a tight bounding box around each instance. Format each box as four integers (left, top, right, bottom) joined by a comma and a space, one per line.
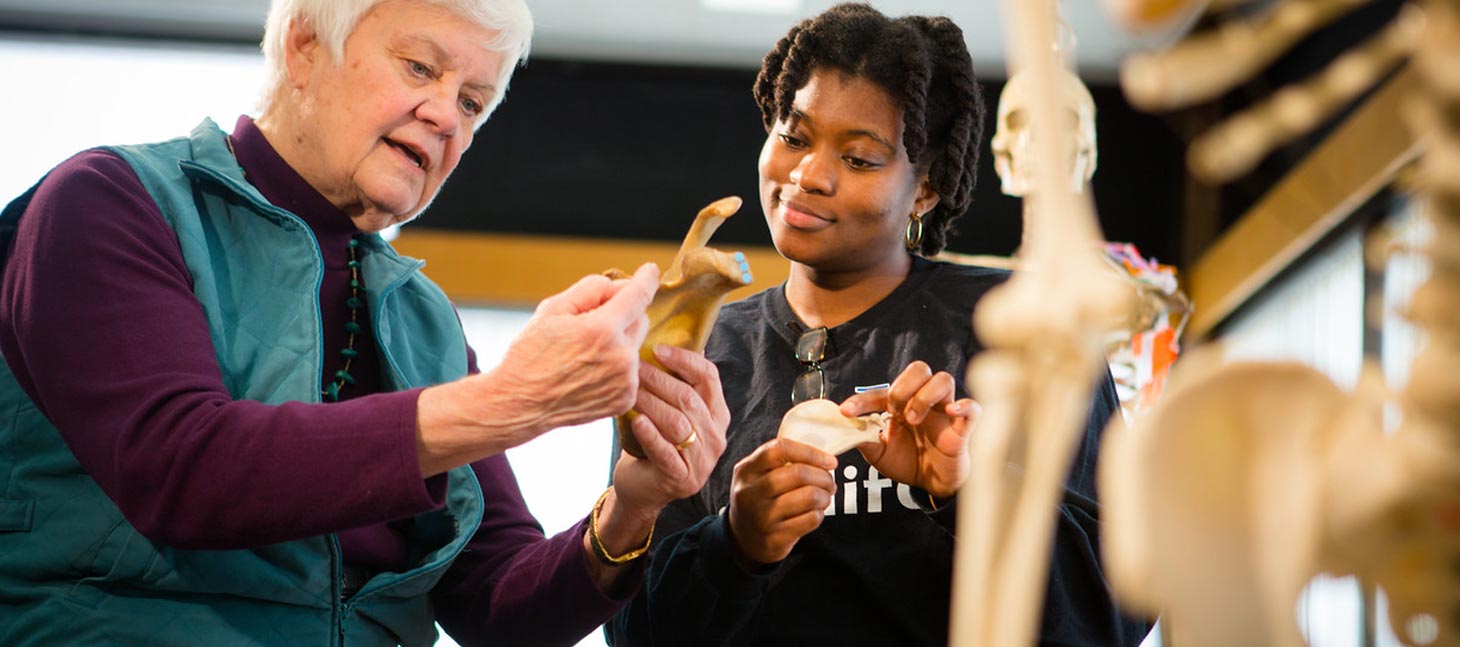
607, 4, 1146, 646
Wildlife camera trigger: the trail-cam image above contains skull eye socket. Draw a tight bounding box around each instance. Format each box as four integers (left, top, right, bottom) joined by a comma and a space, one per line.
1005, 108, 1027, 130
1002, 108, 1081, 131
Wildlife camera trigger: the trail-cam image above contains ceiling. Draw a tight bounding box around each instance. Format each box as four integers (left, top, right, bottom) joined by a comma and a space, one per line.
0, 0, 1172, 79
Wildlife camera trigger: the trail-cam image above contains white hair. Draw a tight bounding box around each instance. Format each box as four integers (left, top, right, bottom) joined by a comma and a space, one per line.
259, 0, 533, 125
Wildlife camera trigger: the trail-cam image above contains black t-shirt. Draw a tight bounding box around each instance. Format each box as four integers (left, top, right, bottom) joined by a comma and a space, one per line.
607, 257, 1147, 647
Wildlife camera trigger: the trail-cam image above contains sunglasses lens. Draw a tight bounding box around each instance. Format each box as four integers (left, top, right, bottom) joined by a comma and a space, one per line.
795, 327, 828, 363
792, 367, 825, 404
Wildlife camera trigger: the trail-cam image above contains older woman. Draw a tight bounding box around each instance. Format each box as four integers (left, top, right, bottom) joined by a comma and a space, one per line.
0, 1, 727, 646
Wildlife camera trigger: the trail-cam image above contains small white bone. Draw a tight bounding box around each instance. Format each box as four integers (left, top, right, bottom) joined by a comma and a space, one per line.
777, 399, 889, 456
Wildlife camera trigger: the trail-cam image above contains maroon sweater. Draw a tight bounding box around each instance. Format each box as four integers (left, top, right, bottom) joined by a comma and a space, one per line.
0, 116, 634, 645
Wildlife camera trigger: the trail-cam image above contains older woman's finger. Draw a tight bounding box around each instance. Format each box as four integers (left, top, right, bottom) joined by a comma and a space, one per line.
591, 263, 660, 331
634, 362, 710, 447
650, 346, 729, 445
624, 312, 650, 347
651, 346, 715, 395
535, 273, 616, 316
629, 413, 691, 482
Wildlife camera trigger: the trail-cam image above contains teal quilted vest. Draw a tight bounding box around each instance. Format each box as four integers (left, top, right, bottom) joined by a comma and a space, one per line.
0, 119, 481, 647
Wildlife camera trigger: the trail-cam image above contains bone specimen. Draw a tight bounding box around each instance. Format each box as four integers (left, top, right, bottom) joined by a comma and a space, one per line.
1095, 0, 1460, 644
1369, 2, 1460, 638
1101, 348, 1460, 647
949, 1, 1136, 645
608, 197, 752, 458
776, 398, 889, 456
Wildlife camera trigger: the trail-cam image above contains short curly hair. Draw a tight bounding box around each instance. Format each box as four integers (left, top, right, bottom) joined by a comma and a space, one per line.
260, 0, 533, 126
754, 3, 985, 256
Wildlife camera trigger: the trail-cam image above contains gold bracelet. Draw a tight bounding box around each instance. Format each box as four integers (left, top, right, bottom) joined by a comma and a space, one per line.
588, 486, 654, 565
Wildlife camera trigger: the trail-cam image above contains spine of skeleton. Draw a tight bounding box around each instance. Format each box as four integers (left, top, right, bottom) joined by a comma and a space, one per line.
1390, 2, 1460, 639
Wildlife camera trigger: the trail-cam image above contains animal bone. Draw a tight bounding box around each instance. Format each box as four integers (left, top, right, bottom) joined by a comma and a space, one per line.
608, 196, 752, 458
776, 398, 889, 456
949, 2, 1136, 646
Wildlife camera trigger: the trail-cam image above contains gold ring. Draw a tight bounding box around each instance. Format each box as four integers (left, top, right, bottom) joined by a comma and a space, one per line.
674, 431, 698, 451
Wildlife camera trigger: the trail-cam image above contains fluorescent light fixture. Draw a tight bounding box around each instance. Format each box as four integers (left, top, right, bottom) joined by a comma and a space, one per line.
701, 0, 801, 15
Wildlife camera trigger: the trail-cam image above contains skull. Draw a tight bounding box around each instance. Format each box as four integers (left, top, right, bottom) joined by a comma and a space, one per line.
990, 66, 1098, 197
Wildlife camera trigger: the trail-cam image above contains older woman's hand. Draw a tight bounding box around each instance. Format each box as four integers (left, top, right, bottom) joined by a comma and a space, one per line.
493, 263, 660, 429
580, 345, 728, 590
839, 361, 981, 499
609, 345, 729, 515
415, 264, 659, 476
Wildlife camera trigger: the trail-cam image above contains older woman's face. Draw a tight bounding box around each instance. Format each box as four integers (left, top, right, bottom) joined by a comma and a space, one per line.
292, 0, 505, 232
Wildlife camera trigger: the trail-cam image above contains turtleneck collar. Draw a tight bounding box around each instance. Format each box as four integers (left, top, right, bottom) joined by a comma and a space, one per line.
227, 115, 358, 267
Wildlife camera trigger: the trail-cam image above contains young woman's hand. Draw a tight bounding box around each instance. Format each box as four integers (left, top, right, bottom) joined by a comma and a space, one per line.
840, 361, 981, 499
726, 438, 837, 567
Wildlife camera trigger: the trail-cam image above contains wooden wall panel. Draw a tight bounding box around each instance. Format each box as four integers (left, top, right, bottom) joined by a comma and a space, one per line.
1188, 67, 1423, 339
392, 230, 791, 308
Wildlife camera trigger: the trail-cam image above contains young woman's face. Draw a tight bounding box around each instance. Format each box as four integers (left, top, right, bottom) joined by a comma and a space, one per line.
758, 68, 938, 273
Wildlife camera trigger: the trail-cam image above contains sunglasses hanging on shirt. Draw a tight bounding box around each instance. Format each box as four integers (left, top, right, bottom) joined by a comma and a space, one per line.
792, 325, 833, 404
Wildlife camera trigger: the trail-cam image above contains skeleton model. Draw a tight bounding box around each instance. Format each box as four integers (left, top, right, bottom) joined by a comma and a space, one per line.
990, 63, 1098, 199
609, 197, 752, 458
978, 56, 1188, 423
1093, 0, 1460, 644
948, 1, 1136, 645
1111, 0, 1424, 183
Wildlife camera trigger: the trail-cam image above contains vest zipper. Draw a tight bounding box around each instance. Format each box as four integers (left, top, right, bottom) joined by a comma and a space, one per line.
330, 534, 347, 646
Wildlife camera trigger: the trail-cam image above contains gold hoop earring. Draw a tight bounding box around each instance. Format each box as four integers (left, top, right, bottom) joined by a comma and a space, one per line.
905, 212, 924, 253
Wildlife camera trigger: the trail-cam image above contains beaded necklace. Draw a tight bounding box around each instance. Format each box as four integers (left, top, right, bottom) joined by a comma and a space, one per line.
323, 236, 364, 402
225, 134, 363, 402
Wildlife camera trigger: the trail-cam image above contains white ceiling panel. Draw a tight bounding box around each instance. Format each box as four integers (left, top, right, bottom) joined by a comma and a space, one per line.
0, 0, 1170, 79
